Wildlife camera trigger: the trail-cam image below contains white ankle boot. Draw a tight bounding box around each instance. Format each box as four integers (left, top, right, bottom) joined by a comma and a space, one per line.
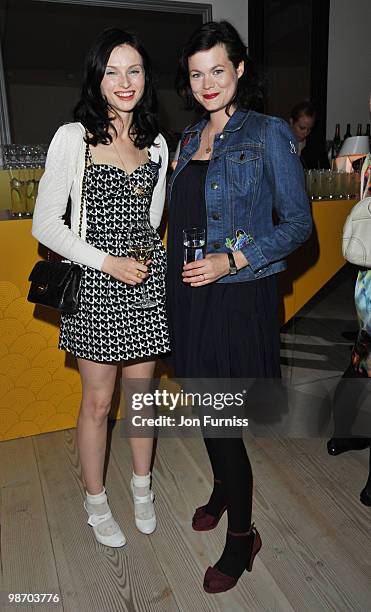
131, 472, 156, 534
84, 487, 126, 548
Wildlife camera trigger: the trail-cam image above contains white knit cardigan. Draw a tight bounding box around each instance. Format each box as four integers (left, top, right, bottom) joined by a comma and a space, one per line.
32, 122, 168, 271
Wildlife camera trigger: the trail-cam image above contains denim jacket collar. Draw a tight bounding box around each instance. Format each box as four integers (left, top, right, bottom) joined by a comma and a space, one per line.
183, 109, 251, 136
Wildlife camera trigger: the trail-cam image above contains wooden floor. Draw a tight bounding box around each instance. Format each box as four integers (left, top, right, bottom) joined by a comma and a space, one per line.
0, 425, 370, 612
1, 266, 370, 611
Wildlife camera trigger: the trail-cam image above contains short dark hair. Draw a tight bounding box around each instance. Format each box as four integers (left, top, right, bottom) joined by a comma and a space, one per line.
74, 28, 159, 148
290, 101, 316, 123
175, 20, 264, 114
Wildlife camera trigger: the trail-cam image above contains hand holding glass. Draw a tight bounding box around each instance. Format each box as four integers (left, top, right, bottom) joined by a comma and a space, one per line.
127, 225, 156, 309
183, 227, 206, 264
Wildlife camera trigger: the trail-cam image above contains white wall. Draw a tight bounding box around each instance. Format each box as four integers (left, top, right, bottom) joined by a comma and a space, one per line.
327, 0, 370, 139
172, 0, 249, 45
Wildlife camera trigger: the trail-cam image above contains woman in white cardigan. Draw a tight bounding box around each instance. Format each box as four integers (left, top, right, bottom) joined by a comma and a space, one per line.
32, 29, 170, 547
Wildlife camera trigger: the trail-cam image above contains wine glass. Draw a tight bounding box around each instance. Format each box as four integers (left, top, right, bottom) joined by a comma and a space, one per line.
127, 225, 156, 309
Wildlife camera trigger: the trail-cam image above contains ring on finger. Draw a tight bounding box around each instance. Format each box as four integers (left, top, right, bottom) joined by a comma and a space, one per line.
137, 271, 142, 278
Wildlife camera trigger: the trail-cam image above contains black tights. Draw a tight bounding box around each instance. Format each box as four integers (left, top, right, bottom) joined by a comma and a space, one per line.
203, 437, 253, 532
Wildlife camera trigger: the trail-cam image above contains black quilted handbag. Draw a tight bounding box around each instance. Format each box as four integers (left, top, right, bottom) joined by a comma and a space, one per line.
28, 136, 89, 315
28, 260, 83, 314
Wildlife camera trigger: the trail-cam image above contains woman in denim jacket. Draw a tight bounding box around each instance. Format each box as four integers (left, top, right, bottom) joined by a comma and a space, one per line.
166, 21, 312, 594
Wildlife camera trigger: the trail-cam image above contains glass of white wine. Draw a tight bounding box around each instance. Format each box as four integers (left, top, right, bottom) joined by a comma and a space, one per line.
127, 224, 156, 309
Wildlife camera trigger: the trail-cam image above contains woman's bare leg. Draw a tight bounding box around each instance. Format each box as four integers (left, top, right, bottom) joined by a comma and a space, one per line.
122, 359, 157, 534
122, 360, 156, 474
77, 358, 126, 547
77, 358, 117, 494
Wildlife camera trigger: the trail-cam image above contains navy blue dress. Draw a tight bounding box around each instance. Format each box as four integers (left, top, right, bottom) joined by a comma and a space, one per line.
166, 160, 281, 378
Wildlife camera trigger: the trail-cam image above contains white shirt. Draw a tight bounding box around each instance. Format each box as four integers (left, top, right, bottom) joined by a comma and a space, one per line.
298, 139, 306, 156
32, 122, 168, 271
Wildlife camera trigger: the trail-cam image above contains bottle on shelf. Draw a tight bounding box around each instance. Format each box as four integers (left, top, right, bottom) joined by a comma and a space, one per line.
343, 123, 352, 140
356, 123, 362, 136
331, 123, 341, 167
365, 124, 371, 151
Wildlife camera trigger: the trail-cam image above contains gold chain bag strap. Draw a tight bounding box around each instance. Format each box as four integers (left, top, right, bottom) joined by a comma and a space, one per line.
27, 133, 90, 314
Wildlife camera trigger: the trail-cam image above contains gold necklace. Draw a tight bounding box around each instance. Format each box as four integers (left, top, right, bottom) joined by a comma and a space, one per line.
112, 138, 141, 173
205, 123, 212, 155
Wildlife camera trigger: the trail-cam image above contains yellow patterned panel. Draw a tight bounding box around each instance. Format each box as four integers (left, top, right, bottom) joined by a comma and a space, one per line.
0, 353, 29, 382
4, 296, 35, 321
47, 334, 60, 348
56, 392, 82, 416
0, 408, 19, 439
0, 373, 13, 398
26, 317, 59, 342
0, 341, 8, 359
0, 387, 36, 414
32, 347, 66, 374
15, 367, 52, 393
37, 380, 73, 406
0, 281, 21, 309
11, 332, 47, 361
0, 318, 26, 347
20, 400, 56, 427
0, 221, 82, 440
53, 365, 80, 385
41, 412, 77, 432
4, 420, 42, 439
70, 378, 82, 394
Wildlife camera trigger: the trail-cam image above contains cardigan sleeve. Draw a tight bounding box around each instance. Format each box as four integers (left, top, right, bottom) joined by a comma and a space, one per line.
149, 133, 168, 229
32, 124, 108, 270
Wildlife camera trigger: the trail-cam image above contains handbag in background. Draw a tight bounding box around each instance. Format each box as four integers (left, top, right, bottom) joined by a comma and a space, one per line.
342, 196, 371, 268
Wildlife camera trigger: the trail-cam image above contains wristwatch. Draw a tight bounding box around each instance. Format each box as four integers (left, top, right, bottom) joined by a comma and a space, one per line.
227, 252, 237, 275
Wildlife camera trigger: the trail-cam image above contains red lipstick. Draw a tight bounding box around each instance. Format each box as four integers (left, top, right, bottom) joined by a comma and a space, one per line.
203, 93, 219, 100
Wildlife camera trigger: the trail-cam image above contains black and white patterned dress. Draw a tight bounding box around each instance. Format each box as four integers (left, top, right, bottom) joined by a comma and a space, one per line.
59, 157, 170, 362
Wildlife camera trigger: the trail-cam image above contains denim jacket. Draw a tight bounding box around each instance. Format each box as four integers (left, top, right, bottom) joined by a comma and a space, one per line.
168, 110, 312, 283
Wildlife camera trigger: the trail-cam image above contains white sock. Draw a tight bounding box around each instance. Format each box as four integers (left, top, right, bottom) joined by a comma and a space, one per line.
86, 487, 107, 511
85, 487, 121, 537
132, 472, 154, 521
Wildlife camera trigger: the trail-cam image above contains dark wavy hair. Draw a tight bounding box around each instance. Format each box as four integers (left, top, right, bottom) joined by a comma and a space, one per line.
175, 21, 264, 115
74, 28, 158, 148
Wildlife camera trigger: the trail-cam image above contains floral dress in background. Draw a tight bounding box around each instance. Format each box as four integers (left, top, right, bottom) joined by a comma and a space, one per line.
354, 270, 371, 373
353, 156, 371, 374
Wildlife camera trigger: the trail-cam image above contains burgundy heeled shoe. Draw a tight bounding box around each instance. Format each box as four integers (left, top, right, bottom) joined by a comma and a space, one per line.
192, 504, 227, 531
203, 524, 262, 594
192, 478, 227, 531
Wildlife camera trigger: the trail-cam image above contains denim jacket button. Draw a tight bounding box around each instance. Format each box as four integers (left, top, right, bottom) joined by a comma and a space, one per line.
213, 242, 221, 249
219, 134, 225, 140
211, 182, 219, 190
212, 213, 220, 220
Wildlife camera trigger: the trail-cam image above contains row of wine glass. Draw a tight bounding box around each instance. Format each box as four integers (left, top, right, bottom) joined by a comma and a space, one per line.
0, 144, 47, 169
305, 169, 360, 200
